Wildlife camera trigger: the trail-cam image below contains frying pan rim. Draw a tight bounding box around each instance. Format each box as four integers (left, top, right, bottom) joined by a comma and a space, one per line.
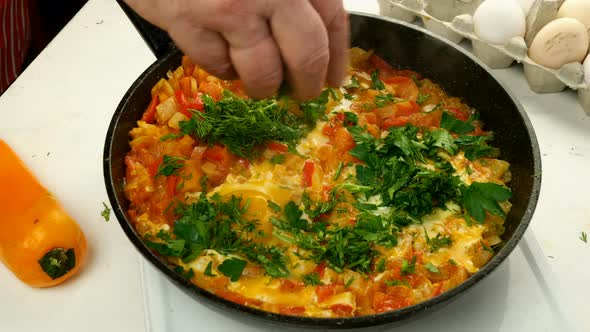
103, 11, 542, 329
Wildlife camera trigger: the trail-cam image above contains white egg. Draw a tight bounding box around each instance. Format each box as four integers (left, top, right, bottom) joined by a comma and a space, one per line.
529, 18, 589, 69
558, 0, 590, 31
584, 54, 590, 85
517, 0, 535, 14
474, 0, 527, 45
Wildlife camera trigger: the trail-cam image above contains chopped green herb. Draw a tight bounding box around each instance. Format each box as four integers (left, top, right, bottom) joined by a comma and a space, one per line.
385, 279, 409, 287
344, 93, 356, 101
344, 277, 355, 289
179, 91, 305, 158
411, 75, 421, 87
424, 228, 452, 253
174, 266, 195, 280
343, 112, 359, 127
581, 231, 588, 243
302, 272, 323, 286
270, 154, 286, 164
345, 76, 361, 89
218, 258, 247, 282
424, 262, 440, 273
300, 89, 332, 125
440, 112, 474, 135
100, 202, 111, 222
400, 256, 416, 275
455, 135, 498, 161
449, 258, 458, 265
463, 182, 512, 223
204, 261, 216, 277
481, 241, 494, 254
267, 200, 282, 213
371, 70, 385, 90
333, 161, 345, 181
375, 93, 404, 108
156, 155, 185, 177
376, 258, 386, 273
160, 133, 184, 141
38, 248, 76, 280
416, 93, 430, 105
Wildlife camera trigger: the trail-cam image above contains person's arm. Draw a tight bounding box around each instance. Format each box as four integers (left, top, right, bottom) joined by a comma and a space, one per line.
123, 0, 349, 100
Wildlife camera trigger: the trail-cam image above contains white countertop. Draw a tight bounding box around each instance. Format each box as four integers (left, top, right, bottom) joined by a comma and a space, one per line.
0, 0, 587, 331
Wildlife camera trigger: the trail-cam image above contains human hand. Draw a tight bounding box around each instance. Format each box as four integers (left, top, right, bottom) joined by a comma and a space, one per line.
124, 0, 349, 100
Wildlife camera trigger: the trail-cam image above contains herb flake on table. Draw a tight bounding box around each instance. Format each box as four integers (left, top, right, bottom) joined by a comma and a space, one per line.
580, 231, 588, 244
100, 202, 111, 222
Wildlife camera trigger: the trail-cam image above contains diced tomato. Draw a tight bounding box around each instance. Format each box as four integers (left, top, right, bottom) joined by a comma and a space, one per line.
370, 54, 394, 73
334, 127, 355, 152
302, 160, 315, 188
148, 156, 163, 177
447, 107, 470, 121
432, 282, 444, 297
358, 112, 378, 126
372, 288, 413, 313
203, 145, 230, 163
181, 55, 196, 77
384, 76, 420, 102
396, 69, 421, 80
395, 101, 420, 117
382, 116, 410, 129
279, 279, 304, 293
316, 284, 335, 302
166, 175, 179, 196
237, 158, 250, 169
330, 304, 354, 316
314, 262, 327, 278
278, 305, 306, 315
268, 141, 288, 153
141, 95, 159, 124
408, 110, 442, 128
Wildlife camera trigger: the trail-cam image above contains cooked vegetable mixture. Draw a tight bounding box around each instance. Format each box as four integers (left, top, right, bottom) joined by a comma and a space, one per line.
124, 48, 512, 317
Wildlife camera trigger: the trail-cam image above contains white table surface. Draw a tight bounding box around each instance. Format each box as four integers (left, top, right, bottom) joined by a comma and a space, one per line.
0, 0, 587, 331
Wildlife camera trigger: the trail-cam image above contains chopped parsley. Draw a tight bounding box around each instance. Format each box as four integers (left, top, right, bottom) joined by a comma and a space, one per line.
376, 258, 386, 273
463, 182, 512, 223
302, 272, 323, 286
424, 262, 440, 273
425, 229, 452, 253
218, 258, 247, 282
204, 261, 216, 277
385, 279, 409, 287
344, 277, 355, 289
416, 93, 430, 105
345, 76, 361, 89
333, 161, 345, 181
270, 154, 286, 164
156, 155, 185, 177
267, 200, 282, 213
160, 133, 184, 141
580, 231, 587, 244
100, 202, 111, 222
375, 93, 403, 108
440, 112, 474, 135
371, 70, 385, 90
400, 256, 417, 275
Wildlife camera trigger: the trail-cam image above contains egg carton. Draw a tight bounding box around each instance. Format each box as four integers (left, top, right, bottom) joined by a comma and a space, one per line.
377, 0, 590, 114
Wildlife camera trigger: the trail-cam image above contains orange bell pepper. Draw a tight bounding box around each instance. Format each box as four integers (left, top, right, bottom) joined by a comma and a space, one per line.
0, 140, 87, 287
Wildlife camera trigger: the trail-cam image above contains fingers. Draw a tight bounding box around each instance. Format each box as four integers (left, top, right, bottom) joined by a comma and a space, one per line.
168, 24, 237, 80
266, 0, 330, 100
310, 0, 350, 87
224, 16, 284, 99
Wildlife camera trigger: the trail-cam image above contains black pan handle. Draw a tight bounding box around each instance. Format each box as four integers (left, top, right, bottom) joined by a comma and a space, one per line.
116, 0, 175, 59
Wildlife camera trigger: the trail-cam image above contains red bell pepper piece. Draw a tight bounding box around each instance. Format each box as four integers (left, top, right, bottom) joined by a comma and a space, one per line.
301, 160, 315, 188
175, 90, 204, 118
141, 95, 159, 123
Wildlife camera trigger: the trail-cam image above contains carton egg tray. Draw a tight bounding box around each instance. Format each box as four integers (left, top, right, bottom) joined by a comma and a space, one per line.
377, 0, 590, 114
